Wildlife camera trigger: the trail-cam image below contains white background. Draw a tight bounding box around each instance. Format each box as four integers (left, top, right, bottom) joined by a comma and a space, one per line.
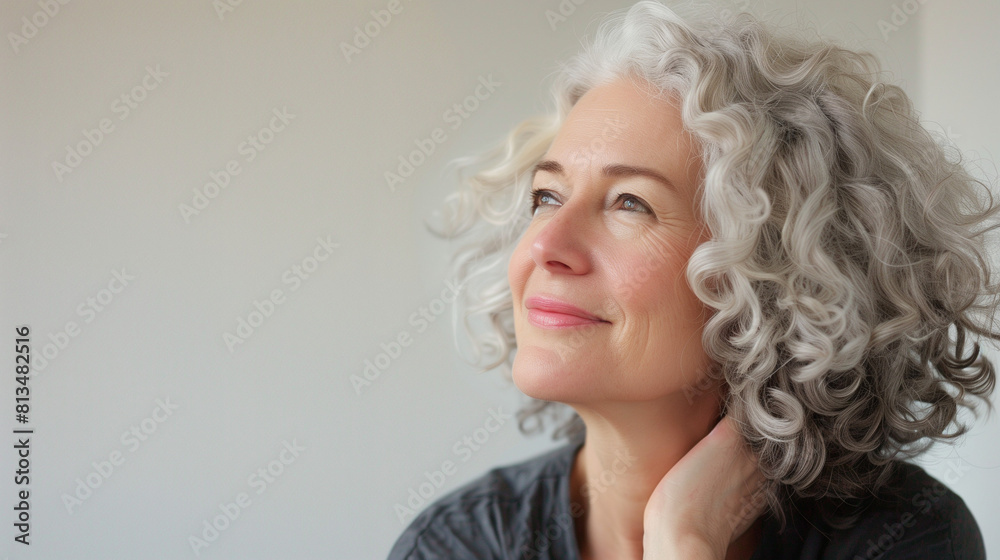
1, 0, 998, 558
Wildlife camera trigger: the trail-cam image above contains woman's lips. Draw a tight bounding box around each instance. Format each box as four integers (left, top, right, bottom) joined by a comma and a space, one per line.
525, 296, 609, 329
527, 309, 606, 328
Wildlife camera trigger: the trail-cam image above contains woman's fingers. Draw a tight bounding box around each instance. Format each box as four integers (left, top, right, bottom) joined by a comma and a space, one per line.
643, 417, 767, 559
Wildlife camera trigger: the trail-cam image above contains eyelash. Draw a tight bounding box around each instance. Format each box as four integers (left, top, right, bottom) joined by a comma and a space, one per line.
528, 188, 651, 215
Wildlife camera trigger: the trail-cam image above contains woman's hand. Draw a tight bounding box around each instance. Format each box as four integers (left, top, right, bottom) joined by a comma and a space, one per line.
642, 416, 767, 560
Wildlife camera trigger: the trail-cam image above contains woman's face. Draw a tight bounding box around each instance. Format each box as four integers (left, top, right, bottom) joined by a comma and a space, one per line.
508, 76, 713, 406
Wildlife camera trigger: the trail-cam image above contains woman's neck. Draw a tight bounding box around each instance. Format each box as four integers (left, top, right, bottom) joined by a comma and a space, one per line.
568, 390, 762, 560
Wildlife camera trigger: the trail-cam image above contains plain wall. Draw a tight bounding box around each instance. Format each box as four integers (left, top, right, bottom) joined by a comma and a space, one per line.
1, 1, 997, 558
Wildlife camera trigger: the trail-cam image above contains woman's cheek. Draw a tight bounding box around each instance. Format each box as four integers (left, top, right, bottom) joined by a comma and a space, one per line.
613, 231, 689, 301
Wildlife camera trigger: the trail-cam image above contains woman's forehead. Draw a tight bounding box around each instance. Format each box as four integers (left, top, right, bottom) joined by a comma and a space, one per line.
545, 78, 702, 191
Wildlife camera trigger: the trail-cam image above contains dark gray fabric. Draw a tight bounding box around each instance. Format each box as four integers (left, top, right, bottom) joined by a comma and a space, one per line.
388, 435, 986, 559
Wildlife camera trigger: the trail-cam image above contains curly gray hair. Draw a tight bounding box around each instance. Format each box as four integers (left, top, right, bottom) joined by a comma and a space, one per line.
433, 0, 1000, 528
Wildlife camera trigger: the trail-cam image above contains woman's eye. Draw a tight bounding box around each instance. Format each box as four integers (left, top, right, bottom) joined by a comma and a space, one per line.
529, 189, 651, 215
528, 188, 558, 214
616, 193, 651, 214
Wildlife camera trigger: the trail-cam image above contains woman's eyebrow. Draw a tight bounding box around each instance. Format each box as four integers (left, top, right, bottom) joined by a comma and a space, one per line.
602, 164, 676, 192
531, 159, 676, 192
531, 159, 564, 181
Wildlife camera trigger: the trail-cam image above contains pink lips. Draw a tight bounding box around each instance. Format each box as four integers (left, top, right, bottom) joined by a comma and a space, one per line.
525, 296, 609, 328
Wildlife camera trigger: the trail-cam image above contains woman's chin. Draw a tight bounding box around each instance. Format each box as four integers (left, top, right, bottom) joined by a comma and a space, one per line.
511, 346, 592, 402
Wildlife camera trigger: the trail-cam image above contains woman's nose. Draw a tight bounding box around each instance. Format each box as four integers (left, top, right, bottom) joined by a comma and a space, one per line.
529, 203, 592, 275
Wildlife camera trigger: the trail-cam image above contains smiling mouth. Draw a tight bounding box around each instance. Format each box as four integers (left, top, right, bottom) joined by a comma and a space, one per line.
524, 296, 610, 329
526, 309, 610, 328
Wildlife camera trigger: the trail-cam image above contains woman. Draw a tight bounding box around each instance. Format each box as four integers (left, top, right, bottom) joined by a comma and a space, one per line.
389, 1, 998, 558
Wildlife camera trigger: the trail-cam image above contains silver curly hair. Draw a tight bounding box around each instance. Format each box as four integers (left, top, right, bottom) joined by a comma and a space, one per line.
432, 0, 1000, 528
